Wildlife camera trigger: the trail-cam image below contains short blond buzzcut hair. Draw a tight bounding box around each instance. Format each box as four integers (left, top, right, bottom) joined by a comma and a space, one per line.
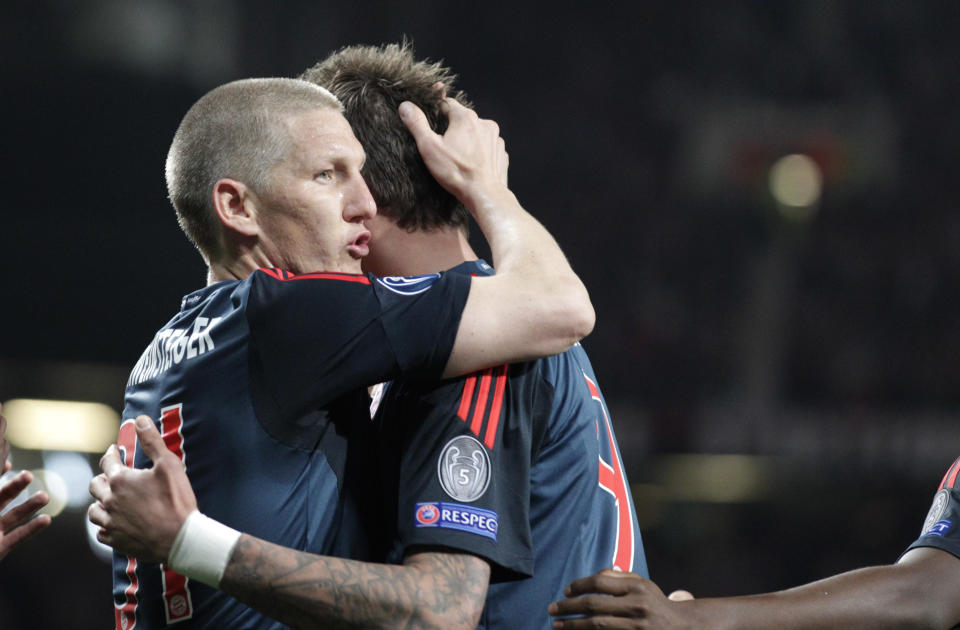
166, 77, 342, 261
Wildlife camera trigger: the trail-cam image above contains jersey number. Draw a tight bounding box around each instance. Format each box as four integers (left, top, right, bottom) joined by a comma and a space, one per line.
115, 420, 139, 630
114, 405, 194, 630
586, 374, 636, 572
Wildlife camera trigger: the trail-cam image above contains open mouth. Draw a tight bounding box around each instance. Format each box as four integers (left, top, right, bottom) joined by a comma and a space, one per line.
348, 231, 371, 259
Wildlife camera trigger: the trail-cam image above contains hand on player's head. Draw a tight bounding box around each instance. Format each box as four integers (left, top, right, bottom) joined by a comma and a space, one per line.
399, 97, 509, 205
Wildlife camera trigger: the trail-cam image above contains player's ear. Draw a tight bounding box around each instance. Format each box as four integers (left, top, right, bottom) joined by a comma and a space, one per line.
212, 178, 261, 238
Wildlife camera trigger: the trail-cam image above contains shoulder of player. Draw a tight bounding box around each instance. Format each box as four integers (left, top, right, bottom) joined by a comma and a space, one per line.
939, 456, 960, 491
385, 361, 542, 412
532, 343, 593, 386
244, 267, 375, 310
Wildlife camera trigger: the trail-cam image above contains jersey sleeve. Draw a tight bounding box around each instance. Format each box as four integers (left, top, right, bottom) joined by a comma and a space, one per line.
376, 362, 548, 582
903, 456, 960, 560
245, 269, 470, 413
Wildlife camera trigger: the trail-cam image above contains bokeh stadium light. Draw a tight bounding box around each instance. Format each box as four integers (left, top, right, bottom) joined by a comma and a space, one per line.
769, 153, 823, 221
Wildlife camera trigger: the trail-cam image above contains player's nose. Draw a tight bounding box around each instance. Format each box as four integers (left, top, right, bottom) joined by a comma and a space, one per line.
344, 174, 377, 223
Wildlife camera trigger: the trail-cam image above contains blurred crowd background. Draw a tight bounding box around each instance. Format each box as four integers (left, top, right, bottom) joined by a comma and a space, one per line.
1, 2, 958, 628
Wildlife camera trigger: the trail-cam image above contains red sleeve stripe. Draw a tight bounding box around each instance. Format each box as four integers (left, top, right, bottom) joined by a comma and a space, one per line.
470, 369, 494, 437
455, 365, 508, 450
456, 375, 478, 422
483, 365, 508, 449
940, 456, 960, 491
258, 268, 371, 285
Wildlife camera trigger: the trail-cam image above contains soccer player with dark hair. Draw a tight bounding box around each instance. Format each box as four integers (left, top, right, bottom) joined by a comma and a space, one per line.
548, 456, 960, 630
89, 73, 595, 629
306, 41, 648, 628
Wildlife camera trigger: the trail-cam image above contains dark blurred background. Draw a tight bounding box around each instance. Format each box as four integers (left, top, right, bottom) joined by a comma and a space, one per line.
1, 1, 958, 628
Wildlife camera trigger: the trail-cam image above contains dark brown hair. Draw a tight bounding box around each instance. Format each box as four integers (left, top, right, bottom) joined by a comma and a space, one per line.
302, 41, 471, 232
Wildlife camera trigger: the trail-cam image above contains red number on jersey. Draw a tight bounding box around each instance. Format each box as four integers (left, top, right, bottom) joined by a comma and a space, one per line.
112, 406, 195, 630
158, 405, 194, 624
114, 420, 139, 630
585, 373, 636, 572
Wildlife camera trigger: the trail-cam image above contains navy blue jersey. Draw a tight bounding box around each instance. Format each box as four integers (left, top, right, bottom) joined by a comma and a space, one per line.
114, 267, 470, 630
905, 456, 960, 561
373, 260, 647, 630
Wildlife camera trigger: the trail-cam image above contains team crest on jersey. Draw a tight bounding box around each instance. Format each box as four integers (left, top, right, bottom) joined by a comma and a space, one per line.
376, 273, 441, 295
438, 435, 490, 502
921, 489, 950, 535
414, 501, 498, 540
415, 503, 441, 526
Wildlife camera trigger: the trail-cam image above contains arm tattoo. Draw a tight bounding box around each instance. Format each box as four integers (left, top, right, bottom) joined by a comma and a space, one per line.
221, 535, 490, 630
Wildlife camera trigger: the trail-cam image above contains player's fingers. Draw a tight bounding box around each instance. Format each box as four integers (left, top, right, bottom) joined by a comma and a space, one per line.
88, 500, 109, 528
0, 513, 51, 556
0, 491, 48, 531
134, 415, 167, 462
668, 589, 694, 601
481, 117, 500, 138
564, 570, 643, 597
400, 101, 450, 173
2, 460, 10, 475
0, 470, 33, 507
442, 97, 477, 122
96, 524, 113, 547
399, 101, 436, 142
89, 472, 111, 503
100, 444, 125, 477
548, 594, 636, 617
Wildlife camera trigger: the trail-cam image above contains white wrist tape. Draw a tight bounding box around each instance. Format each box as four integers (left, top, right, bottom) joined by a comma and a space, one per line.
167, 510, 242, 588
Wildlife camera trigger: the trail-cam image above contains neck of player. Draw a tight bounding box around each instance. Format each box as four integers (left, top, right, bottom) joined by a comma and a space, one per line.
363, 221, 478, 277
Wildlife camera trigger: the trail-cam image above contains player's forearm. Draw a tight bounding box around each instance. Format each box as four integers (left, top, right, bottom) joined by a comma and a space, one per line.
443, 186, 594, 377
687, 563, 945, 630
474, 185, 593, 338
220, 535, 488, 630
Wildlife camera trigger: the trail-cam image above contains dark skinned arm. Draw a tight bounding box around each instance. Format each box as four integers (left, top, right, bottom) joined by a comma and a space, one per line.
550, 548, 960, 630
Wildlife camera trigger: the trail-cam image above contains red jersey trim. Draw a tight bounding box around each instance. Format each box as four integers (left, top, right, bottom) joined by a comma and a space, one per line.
940, 456, 960, 491
159, 405, 194, 624
455, 365, 508, 450
471, 369, 494, 437
258, 268, 371, 285
484, 366, 508, 449
456, 375, 478, 423
115, 420, 140, 630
